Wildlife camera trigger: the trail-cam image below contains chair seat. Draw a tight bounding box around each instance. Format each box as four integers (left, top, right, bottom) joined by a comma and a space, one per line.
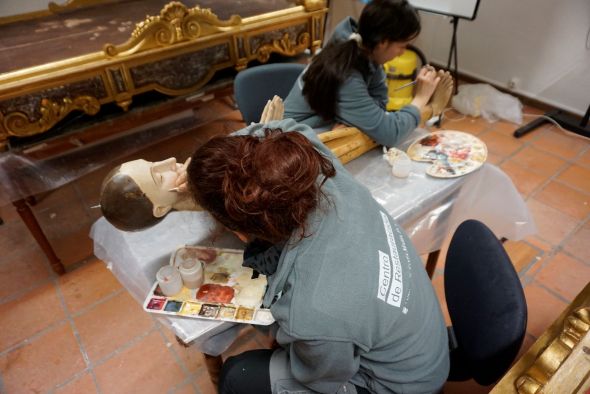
234, 63, 306, 124
444, 220, 527, 386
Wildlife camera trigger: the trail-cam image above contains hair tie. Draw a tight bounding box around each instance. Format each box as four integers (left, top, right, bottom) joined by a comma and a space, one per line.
348, 32, 362, 45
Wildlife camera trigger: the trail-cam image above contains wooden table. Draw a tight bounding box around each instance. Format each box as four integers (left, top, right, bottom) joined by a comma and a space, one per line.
491, 282, 590, 394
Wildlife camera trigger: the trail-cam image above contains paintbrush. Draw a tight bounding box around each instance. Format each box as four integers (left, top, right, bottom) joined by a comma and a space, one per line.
393, 80, 417, 91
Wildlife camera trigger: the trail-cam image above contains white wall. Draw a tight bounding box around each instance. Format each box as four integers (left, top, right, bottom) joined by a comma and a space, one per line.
414, 0, 590, 116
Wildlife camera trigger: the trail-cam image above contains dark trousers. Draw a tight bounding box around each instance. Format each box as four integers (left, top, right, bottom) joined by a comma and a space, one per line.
218, 349, 371, 394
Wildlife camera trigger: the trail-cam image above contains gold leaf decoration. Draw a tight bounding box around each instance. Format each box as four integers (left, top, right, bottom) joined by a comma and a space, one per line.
301, 0, 327, 12
515, 307, 590, 393
104, 1, 241, 57
256, 32, 310, 63
3, 96, 100, 137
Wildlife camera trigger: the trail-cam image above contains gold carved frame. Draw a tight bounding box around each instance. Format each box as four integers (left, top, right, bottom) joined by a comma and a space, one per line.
491, 283, 590, 394
515, 306, 590, 393
0, 0, 327, 149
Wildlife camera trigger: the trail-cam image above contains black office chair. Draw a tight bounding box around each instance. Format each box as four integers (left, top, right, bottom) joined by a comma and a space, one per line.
445, 220, 527, 386
234, 63, 306, 124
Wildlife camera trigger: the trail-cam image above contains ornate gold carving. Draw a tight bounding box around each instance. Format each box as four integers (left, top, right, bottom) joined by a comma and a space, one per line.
256, 32, 311, 63
116, 97, 133, 112
103, 2, 242, 57
302, 0, 328, 12
2, 96, 100, 137
515, 307, 590, 393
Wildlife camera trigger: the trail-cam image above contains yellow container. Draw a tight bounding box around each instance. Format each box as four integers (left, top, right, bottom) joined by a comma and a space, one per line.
384, 49, 418, 111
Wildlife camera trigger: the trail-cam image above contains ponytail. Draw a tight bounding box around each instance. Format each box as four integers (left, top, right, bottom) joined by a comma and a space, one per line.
302, 40, 369, 121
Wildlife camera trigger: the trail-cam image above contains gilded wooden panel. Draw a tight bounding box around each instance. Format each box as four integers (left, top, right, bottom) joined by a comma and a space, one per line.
0, 76, 107, 138
0, 0, 327, 149
130, 43, 231, 92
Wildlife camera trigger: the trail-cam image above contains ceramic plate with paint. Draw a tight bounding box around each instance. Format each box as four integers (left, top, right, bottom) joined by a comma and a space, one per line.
407, 130, 487, 178
142, 246, 275, 326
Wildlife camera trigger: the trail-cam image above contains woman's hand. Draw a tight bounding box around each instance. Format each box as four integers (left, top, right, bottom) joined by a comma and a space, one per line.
411, 65, 441, 110
173, 157, 191, 193
259, 95, 284, 123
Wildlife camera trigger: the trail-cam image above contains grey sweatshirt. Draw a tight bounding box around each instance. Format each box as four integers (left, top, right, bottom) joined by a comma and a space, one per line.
238, 119, 449, 394
283, 17, 420, 147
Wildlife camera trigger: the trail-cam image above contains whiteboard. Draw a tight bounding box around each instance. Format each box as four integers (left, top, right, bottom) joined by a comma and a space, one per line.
409, 0, 481, 20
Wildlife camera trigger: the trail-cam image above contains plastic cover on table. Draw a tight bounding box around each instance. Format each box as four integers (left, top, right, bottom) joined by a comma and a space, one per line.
346, 148, 535, 254
348, 128, 536, 252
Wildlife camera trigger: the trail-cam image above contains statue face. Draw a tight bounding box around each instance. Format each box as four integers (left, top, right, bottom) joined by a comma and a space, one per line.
119, 158, 181, 217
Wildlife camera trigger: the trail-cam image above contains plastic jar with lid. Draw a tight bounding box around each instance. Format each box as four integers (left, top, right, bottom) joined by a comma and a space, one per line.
179, 260, 204, 289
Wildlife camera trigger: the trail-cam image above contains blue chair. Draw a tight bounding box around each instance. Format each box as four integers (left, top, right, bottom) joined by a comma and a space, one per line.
445, 220, 527, 386
234, 63, 306, 124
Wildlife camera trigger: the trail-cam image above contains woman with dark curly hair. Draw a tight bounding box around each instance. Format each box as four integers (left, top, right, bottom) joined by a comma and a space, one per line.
186, 118, 449, 394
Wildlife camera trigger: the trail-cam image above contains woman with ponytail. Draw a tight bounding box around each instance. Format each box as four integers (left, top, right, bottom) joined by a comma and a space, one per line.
187, 118, 449, 394
284, 0, 443, 148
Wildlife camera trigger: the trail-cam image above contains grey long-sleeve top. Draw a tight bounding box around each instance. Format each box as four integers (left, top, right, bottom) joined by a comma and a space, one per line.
237, 119, 449, 394
283, 17, 420, 147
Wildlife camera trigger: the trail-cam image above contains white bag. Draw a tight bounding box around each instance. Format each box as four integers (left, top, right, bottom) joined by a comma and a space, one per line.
451, 83, 523, 124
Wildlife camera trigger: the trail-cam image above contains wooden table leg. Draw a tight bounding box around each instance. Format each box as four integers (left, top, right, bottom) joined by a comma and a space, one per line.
175, 335, 222, 388
425, 250, 440, 279
204, 354, 223, 388
13, 199, 65, 275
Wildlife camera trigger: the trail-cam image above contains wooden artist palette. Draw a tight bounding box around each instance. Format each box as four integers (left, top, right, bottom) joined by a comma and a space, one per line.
143, 246, 274, 326
407, 130, 487, 178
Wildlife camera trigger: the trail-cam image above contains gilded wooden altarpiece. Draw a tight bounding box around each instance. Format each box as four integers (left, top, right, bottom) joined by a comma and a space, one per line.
0, 0, 327, 150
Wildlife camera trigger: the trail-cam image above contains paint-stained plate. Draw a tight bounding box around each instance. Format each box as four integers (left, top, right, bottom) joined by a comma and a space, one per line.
407, 130, 487, 178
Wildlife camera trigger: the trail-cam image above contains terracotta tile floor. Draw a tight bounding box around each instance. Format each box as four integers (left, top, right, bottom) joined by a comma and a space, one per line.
1, 100, 589, 393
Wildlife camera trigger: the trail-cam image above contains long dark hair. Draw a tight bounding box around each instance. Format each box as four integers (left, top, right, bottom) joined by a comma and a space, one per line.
303, 0, 421, 120
187, 129, 335, 244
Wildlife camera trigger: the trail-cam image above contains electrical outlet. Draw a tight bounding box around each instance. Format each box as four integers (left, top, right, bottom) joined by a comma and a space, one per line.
508, 77, 519, 90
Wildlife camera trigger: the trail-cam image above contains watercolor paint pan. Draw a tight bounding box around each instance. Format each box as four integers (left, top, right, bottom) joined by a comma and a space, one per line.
143, 246, 275, 326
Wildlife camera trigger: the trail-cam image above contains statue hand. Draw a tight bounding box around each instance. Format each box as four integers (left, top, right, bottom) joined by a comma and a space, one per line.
259, 95, 284, 123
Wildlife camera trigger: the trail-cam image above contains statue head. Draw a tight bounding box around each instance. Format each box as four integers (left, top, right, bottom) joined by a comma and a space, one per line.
100, 158, 193, 231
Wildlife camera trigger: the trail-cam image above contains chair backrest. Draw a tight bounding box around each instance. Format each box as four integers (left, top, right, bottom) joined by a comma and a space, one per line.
444, 220, 527, 386
234, 63, 306, 124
